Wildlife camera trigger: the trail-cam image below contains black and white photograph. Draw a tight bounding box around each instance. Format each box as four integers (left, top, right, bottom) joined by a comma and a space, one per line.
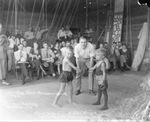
0, 0, 150, 121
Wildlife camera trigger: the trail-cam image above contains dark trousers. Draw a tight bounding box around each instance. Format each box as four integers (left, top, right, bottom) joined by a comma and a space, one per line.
18, 63, 28, 83
31, 59, 41, 78
49, 62, 55, 75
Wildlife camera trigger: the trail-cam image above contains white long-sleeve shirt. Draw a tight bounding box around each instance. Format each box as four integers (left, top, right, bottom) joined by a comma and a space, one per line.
14, 50, 27, 63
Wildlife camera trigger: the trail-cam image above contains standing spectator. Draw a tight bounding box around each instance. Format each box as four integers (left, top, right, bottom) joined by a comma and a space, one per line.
74, 36, 95, 95
7, 36, 16, 73
41, 42, 56, 77
0, 24, 10, 85
108, 42, 117, 70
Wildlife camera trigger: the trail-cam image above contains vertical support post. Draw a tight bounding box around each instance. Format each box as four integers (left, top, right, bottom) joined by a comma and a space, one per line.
15, 0, 18, 32
126, 0, 129, 45
85, 0, 89, 28
97, 0, 99, 35
147, 8, 150, 48
129, 0, 133, 61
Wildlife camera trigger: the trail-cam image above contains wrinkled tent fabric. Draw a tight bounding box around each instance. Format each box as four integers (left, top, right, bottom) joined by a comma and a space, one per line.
132, 22, 148, 71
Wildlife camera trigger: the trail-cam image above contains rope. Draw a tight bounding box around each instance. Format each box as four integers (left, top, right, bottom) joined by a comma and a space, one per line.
45, 0, 47, 28
126, 0, 129, 45
36, 0, 45, 29
66, 0, 79, 26
59, 0, 72, 28
69, 0, 81, 27
10, 1, 15, 33
17, 0, 27, 13
46, 0, 61, 37
6, 0, 12, 30
1, 0, 4, 25
18, 0, 23, 30
23, 0, 25, 31
52, 0, 66, 36
30, 0, 36, 27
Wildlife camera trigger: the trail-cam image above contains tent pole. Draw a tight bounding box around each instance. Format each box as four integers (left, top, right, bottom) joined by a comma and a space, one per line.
147, 8, 150, 48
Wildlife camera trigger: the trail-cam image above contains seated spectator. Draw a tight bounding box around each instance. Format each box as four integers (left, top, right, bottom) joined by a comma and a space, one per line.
53, 42, 60, 55
65, 26, 73, 41
61, 40, 66, 48
103, 42, 110, 57
22, 40, 31, 57
14, 44, 30, 84
29, 42, 41, 80
60, 40, 74, 57
98, 43, 106, 51
57, 26, 66, 42
41, 42, 56, 77
71, 38, 78, 49
49, 43, 55, 51
120, 44, 130, 70
108, 42, 118, 70
55, 50, 63, 75
5, 30, 11, 38
15, 34, 21, 47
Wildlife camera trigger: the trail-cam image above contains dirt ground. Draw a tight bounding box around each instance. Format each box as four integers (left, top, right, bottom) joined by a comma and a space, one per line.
0, 70, 145, 121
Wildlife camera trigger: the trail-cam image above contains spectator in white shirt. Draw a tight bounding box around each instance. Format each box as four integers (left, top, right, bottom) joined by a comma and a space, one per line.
65, 26, 73, 41
74, 36, 95, 95
14, 44, 30, 84
57, 26, 66, 42
22, 40, 31, 56
41, 42, 56, 77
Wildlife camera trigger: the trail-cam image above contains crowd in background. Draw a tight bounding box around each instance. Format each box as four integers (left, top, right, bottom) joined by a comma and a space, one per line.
0, 23, 130, 86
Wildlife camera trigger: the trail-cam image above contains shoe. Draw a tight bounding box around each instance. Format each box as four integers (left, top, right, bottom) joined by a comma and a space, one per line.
92, 101, 101, 105
22, 82, 25, 85
76, 90, 81, 95
52, 73, 56, 77
36, 76, 40, 80
2, 80, 10, 85
99, 106, 108, 111
25, 76, 30, 81
89, 90, 96, 95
